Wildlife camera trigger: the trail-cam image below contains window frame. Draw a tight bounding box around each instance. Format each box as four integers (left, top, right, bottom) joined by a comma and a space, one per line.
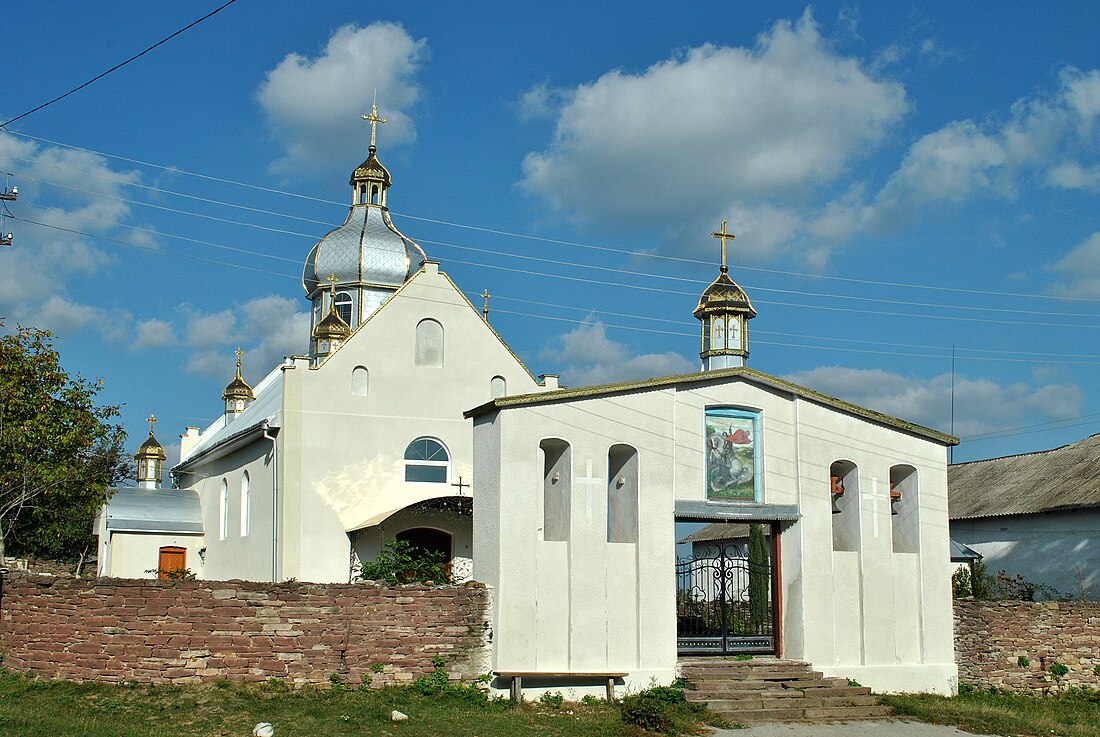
404, 437, 450, 484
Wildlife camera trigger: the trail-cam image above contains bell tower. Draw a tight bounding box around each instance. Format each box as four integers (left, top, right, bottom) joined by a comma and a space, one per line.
694, 221, 756, 371
134, 414, 167, 489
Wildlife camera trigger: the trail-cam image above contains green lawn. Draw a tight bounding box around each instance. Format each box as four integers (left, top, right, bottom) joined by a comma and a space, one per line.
0, 670, 718, 737
883, 687, 1100, 737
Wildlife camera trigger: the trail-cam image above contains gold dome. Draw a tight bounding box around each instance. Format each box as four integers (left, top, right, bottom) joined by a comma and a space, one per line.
222, 348, 254, 403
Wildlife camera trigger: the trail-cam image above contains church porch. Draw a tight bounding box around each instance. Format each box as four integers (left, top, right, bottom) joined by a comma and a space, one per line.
349, 496, 473, 583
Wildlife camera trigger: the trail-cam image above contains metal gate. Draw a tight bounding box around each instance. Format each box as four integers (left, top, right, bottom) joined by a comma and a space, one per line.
676, 538, 774, 654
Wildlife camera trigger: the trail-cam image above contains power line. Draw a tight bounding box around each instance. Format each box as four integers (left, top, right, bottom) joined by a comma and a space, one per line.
0, 1, 242, 128
6, 128, 1100, 305
11, 173, 1100, 326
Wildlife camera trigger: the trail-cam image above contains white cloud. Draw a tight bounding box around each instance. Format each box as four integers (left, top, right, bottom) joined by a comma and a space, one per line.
130, 318, 176, 351
520, 10, 907, 242
1047, 160, 1100, 191
182, 296, 309, 382
1045, 232, 1100, 297
783, 365, 1083, 438
257, 22, 427, 175
539, 319, 694, 387
0, 131, 140, 337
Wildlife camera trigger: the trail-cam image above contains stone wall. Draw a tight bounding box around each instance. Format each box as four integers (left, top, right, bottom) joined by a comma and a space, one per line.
0, 574, 491, 686
955, 599, 1100, 691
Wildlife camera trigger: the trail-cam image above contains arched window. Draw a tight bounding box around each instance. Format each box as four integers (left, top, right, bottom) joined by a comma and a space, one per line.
490, 375, 507, 399
830, 460, 859, 552
607, 444, 639, 543
240, 471, 250, 537
359, 184, 368, 204
218, 479, 228, 540
890, 465, 919, 553
415, 319, 444, 367
371, 185, 380, 205
335, 292, 353, 325
404, 438, 449, 483
351, 366, 369, 396
540, 438, 571, 542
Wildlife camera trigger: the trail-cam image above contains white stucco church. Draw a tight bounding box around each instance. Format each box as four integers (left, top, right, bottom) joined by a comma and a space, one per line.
96, 115, 959, 695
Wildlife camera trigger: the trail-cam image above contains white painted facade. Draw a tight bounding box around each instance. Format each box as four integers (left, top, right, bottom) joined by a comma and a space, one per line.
471, 370, 958, 695
159, 263, 541, 584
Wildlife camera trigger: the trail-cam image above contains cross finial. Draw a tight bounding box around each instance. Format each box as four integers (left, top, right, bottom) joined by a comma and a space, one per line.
481, 289, 491, 319
360, 99, 387, 149
451, 475, 470, 496
711, 220, 735, 274
147, 414, 157, 436
235, 346, 243, 369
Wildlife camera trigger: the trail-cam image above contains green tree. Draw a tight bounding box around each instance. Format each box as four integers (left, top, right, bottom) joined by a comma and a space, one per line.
0, 324, 128, 567
747, 523, 770, 632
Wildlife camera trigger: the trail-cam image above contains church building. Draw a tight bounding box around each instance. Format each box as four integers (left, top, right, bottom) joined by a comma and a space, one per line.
96, 110, 547, 583
96, 116, 959, 697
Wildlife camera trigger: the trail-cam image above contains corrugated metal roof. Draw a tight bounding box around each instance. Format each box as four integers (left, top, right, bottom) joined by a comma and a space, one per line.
183, 368, 283, 463
948, 433, 1100, 519
103, 487, 203, 533
678, 521, 772, 544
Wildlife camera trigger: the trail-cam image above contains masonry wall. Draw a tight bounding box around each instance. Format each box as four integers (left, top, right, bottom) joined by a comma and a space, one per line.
0, 574, 491, 686
955, 599, 1100, 690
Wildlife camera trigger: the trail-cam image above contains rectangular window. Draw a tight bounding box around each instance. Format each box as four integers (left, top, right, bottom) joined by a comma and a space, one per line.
405, 464, 448, 483
704, 408, 761, 502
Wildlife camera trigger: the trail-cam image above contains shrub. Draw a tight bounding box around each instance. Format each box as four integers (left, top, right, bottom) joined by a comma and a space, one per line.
1018, 656, 1030, 667
538, 691, 564, 708
358, 540, 453, 585
1050, 662, 1069, 679
620, 691, 675, 734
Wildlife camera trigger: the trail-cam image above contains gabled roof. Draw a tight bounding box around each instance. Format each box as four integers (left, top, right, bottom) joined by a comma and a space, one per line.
465, 366, 958, 446
175, 367, 283, 469
949, 433, 1100, 519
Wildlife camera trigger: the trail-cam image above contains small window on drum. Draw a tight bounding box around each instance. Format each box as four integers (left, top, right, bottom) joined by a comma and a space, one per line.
335, 292, 353, 325
404, 437, 449, 483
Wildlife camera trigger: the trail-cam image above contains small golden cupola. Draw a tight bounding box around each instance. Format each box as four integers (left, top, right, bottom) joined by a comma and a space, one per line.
135, 414, 167, 489
222, 347, 255, 418
694, 221, 757, 371
312, 274, 352, 365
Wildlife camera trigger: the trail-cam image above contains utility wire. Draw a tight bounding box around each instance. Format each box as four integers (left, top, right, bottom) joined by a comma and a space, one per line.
7, 128, 1100, 305
0, 1, 242, 129
12, 174, 1100, 325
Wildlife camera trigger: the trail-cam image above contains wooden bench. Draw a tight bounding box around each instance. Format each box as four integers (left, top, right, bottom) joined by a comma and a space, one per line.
493, 671, 628, 702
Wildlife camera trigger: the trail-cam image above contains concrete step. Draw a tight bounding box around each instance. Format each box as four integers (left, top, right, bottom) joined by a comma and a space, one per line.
802, 705, 894, 720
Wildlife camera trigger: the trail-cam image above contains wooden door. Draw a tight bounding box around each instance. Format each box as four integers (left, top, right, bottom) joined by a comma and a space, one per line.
157, 546, 186, 579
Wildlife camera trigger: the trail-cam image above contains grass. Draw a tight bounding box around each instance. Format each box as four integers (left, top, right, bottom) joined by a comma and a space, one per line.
883, 685, 1100, 737
0, 670, 722, 737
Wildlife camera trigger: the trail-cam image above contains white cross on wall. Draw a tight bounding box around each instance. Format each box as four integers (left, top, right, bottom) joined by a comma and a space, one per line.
861, 477, 889, 537
574, 458, 602, 524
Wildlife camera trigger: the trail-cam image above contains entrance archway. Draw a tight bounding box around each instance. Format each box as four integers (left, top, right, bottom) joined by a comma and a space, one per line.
396, 527, 452, 560
675, 520, 782, 655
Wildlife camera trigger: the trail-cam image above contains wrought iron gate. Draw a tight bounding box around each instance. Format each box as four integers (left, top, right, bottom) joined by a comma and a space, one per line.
676, 539, 774, 654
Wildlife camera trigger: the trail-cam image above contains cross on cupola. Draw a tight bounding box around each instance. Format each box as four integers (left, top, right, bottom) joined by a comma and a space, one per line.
693, 220, 757, 371
360, 100, 386, 150
350, 99, 393, 207
134, 412, 167, 489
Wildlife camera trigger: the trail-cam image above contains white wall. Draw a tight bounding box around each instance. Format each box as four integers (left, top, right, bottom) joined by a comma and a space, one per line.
951, 510, 1099, 600
100, 532, 204, 579
474, 374, 957, 695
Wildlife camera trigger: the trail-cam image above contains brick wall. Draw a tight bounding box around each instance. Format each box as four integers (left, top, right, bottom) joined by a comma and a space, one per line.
955, 599, 1100, 691
0, 574, 491, 686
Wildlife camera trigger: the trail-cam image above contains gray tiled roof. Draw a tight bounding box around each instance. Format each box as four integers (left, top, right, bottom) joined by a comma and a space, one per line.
949, 433, 1100, 519
303, 205, 426, 294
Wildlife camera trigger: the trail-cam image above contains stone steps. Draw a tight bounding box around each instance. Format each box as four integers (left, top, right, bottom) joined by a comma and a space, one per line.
679, 657, 892, 723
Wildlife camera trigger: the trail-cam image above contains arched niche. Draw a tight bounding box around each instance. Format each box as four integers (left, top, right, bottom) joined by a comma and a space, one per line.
607, 444, 639, 543
540, 438, 571, 542
890, 464, 919, 553
415, 318, 444, 367
830, 459, 860, 552
351, 366, 369, 396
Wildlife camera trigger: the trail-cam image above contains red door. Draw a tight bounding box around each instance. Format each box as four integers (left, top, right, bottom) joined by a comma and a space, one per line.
157, 546, 186, 579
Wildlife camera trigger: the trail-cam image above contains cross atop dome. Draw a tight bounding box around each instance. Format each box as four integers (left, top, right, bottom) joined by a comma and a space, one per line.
361, 100, 386, 151
694, 220, 756, 371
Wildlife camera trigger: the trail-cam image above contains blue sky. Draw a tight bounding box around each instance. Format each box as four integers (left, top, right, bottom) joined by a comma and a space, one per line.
3, 2, 1100, 470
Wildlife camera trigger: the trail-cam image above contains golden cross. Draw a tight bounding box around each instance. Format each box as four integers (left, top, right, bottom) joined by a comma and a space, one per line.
235, 346, 243, 371
711, 220, 736, 274
360, 101, 386, 148
147, 414, 157, 435
481, 289, 491, 318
